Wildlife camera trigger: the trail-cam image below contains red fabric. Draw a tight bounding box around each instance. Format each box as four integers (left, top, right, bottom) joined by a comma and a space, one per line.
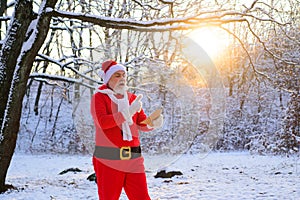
102, 60, 118, 73
91, 85, 151, 149
93, 157, 151, 200
91, 85, 152, 199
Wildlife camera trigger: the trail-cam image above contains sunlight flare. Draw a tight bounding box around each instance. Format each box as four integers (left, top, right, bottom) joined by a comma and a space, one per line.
187, 28, 229, 60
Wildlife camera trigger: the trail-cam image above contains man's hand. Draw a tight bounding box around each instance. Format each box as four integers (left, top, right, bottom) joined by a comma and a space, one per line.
151, 114, 164, 129
129, 94, 143, 116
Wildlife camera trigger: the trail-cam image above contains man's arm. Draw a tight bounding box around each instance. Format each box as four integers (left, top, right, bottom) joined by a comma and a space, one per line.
91, 93, 126, 130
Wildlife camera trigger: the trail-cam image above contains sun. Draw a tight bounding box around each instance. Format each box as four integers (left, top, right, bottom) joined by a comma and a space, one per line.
187, 28, 228, 60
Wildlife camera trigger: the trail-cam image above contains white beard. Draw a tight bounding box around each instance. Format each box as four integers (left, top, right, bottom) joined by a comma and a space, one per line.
114, 85, 127, 95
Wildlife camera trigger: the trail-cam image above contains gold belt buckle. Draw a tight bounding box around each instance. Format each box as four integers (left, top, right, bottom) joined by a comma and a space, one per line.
120, 146, 131, 160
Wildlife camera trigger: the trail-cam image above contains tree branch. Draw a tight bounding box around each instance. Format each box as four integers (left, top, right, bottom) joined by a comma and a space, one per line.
29, 73, 100, 88
36, 54, 99, 83
220, 26, 270, 81
244, 20, 298, 65
48, 8, 247, 31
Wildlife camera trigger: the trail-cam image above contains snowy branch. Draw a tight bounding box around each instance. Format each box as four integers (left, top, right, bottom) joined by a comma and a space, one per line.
244, 20, 298, 65
36, 54, 99, 83
220, 26, 268, 78
0, 16, 11, 21
48, 8, 248, 31
29, 72, 100, 88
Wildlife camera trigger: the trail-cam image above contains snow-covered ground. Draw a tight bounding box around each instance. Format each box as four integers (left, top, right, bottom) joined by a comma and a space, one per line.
2, 152, 300, 200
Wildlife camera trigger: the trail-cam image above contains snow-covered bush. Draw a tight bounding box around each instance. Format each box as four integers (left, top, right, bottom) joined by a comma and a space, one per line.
275, 91, 300, 154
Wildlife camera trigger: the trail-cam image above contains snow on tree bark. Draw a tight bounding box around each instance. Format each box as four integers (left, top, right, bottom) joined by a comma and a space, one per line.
0, 0, 59, 193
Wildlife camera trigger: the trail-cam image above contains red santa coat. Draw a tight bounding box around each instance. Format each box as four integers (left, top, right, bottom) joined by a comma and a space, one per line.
91, 85, 151, 173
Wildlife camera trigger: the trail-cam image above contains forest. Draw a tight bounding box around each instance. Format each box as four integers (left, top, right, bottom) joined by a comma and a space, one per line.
0, 0, 299, 193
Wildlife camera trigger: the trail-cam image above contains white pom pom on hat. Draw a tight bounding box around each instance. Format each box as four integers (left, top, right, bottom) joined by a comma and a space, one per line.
99, 60, 126, 84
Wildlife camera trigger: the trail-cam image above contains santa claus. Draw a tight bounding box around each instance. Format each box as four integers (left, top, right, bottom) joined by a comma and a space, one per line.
91, 60, 163, 200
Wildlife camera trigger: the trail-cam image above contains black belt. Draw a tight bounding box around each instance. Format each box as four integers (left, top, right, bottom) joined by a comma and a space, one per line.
94, 146, 142, 160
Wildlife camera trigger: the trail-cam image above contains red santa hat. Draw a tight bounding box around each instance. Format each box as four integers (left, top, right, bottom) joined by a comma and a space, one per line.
99, 60, 126, 84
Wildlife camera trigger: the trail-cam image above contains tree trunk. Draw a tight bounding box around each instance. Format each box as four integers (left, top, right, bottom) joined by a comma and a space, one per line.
0, 0, 58, 193
0, 0, 33, 132
34, 28, 56, 115
0, 0, 7, 41
0, 0, 35, 193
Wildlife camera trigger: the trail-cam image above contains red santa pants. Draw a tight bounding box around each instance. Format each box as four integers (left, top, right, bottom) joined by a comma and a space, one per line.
93, 157, 151, 200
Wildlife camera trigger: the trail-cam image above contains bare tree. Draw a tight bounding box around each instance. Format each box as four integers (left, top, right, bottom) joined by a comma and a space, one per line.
0, 0, 58, 193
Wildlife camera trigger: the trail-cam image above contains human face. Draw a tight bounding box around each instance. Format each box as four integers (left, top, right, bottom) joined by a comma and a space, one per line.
108, 70, 127, 94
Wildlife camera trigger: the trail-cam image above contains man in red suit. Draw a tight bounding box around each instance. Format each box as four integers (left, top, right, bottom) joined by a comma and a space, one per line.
91, 60, 163, 200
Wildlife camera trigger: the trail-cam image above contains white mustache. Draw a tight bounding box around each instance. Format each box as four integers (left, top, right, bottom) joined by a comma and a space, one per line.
114, 85, 128, 94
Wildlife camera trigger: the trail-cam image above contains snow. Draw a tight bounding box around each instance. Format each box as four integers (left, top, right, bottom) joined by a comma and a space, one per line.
2, 152, 299, 200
